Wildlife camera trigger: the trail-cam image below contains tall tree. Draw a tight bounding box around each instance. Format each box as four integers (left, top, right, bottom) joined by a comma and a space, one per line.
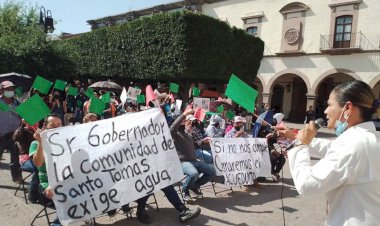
0, 1, 72, 79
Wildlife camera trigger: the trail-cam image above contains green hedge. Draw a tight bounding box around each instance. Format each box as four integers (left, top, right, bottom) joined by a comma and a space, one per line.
59, 12, 264, 83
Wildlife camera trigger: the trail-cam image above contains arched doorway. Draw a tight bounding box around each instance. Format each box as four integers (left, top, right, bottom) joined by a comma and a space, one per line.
288, 77, 307, 122
271, 84, 284, 113
252, 77, 264, 108
315, 73, 356, 120
270, 74, 307, 122
373, 81, 380, 99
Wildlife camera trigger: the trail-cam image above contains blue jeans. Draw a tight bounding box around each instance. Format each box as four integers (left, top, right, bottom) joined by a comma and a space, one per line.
195, 149, 213, 164
51, 216, 62, 226
162, 185, 184, 211
20, 159, 39, 195
181, 161, 216, 193
0, 133, 21, 181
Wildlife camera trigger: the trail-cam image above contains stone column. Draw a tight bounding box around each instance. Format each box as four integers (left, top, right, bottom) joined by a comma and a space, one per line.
262, 92, 271, 106
306, 93, 318, 110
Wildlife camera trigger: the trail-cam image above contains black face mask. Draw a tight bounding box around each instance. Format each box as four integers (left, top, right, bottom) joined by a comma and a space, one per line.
234, 126, 241, 131
54, 95, 60, 99
179, 125, 185, 132
214, 123, 220, 127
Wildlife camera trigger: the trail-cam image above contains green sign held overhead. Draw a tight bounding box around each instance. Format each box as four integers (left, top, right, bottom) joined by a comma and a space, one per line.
32, 75, 52, 95
67, 86, 78, 96
101, 92, 111, 104
225, 74, 258, 113
169, 83, 179, 93
89, 97, 106, 115
85, 88, 95, 98
192, 87, 200, 97
137, 95, 146, 104
0, 101, 10, 112
226, 110, 235, 120
217, 105, 224, 113
15, 94, 51, 125
15, 87, 23, 97
54, 79, 67, 91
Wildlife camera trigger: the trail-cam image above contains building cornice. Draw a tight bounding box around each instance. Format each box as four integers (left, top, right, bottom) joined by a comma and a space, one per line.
328, 0, 363, 7
264, 49, 380, 58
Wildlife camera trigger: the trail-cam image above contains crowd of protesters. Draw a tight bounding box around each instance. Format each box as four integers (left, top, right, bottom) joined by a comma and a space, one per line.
0, 79, 294, 226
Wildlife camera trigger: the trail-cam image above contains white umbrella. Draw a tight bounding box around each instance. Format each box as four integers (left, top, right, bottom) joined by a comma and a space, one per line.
0, 72, 31, 79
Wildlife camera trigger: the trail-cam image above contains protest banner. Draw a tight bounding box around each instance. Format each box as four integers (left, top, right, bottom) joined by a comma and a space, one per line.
193, 97, 210, 112
210, 138, 271, 186
40, 108, 183, 224
127, 87, 142, 100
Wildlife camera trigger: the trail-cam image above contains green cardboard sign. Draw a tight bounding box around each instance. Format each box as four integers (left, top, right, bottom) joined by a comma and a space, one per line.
225, 74, 258, 113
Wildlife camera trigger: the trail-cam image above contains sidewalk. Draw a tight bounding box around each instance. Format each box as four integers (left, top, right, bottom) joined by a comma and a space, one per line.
0, 150, 326, 226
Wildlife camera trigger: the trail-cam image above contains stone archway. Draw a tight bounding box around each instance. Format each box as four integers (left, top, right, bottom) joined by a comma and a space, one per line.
314, 71, 357, 120
311, 68, 360, 93
269, 72, 308, 122
369, 74, 380, 99
271, 84, 285, 114
253, 75, 265, 108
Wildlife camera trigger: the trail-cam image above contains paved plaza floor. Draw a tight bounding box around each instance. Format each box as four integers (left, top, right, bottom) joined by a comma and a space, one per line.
0, 123, 333, 226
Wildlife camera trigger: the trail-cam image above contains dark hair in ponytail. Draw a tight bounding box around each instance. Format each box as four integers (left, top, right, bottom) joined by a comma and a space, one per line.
333, 80, 375, 121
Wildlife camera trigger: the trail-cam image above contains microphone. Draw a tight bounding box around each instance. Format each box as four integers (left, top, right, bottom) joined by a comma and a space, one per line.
284, 118, 325, 151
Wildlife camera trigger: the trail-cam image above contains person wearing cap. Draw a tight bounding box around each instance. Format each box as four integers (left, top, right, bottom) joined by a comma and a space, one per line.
206, 114, 224, 138
0, 81, 22, 183
224, 116, 249, 138
185, 114, 213, 164
170, 109, 215, 201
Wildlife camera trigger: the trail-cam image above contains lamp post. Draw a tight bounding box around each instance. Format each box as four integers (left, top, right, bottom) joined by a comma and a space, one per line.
39, 6, 55, 33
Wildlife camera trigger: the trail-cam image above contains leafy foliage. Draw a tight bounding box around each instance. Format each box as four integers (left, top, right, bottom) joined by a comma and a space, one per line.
0, 3, 264, 83
59, 12, 264, 83
0, 1, 74, 79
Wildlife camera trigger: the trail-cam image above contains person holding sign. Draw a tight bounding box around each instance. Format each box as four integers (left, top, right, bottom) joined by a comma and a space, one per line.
277, 81, 380, 226
0, 80, 22, 183
31, 113, 63, 226
185, 114, 213, 164
171, 109, 216, 201
83, 112, 200, 224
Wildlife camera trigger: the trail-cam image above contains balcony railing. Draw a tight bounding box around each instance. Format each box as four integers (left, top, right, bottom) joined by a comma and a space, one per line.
320, 31, 376, 53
